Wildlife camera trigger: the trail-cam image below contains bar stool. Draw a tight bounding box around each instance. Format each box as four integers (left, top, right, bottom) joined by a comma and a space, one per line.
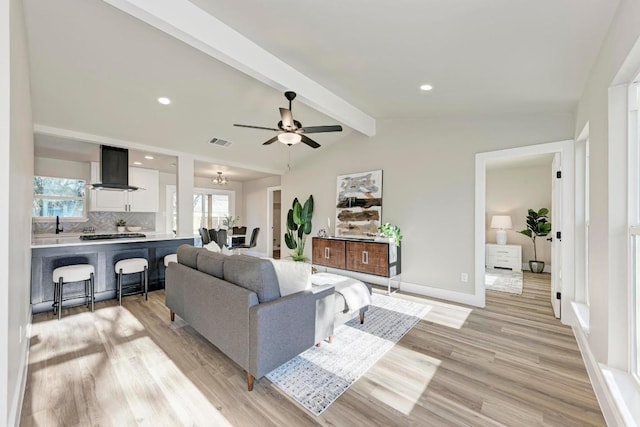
164, 254, 177, 267
52, 264, 95, 320
115, 258, 148, 305
162, 254, 177, 286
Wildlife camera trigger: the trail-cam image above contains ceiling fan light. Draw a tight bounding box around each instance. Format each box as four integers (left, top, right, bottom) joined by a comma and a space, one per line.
277, 132, 302, 145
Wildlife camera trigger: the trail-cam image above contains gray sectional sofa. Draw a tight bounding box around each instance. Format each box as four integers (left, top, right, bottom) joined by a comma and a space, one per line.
165, 245, 334, 391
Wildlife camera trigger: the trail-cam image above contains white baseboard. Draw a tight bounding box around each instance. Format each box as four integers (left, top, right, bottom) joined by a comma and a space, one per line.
9, 306, 31, 427
570, 315, 625, 427
319, 267, 481, 307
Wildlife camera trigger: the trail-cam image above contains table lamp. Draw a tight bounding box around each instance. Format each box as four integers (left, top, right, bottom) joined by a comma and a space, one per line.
490, 215, 512, 245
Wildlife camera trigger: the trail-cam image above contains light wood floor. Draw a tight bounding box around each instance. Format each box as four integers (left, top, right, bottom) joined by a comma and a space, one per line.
21, 272, 605, 426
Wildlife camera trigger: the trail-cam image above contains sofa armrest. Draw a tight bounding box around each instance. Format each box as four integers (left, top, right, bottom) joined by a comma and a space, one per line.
248, 288, 332, 378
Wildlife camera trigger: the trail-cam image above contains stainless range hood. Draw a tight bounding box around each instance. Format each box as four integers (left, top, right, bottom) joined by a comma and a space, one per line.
90, 146, 139, 191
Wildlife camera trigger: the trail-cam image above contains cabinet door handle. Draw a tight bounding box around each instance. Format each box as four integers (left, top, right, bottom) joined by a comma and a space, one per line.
324, 247, 330, 259
362, 251, 369, 264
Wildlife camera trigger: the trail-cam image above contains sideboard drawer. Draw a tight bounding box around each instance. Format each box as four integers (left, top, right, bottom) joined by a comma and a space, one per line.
485, 244, 522, 271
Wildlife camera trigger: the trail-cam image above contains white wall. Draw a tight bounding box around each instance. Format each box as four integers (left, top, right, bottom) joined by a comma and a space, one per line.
486, 164, 552, 265
573, 0, 640, 367
282, 114, 573, 296
2, 0, 34, 425
243, 175, 281, 256
33, 157, 90, 180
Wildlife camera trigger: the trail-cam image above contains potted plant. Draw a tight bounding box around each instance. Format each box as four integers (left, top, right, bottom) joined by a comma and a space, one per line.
518, 208, 552, 273
285, 195, 313, 262
222, 215, 240, 230
115, 219, 127, 233
377, 223, 403, 246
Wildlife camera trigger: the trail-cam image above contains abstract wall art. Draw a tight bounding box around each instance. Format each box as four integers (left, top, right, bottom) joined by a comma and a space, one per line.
335, 170, 382, 238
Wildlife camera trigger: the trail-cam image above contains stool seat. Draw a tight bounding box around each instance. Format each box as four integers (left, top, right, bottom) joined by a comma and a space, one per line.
52, 263, 95, 320
164, 254, 177, 267
53, 264, 94, 283
115, 258, 148, 274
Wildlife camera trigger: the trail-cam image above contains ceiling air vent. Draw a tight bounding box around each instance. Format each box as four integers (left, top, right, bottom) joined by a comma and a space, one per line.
209, 137, 232, 147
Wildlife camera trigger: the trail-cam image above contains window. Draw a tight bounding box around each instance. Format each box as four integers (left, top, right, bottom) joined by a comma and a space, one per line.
166, 186, 234, 234
33, 176, 86, 220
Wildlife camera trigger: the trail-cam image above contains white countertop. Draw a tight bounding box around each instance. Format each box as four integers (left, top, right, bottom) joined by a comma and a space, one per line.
31, 232, 195, 248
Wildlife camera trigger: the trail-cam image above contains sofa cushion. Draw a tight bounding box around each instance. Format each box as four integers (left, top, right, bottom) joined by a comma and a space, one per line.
223, 255, 280, 303
268, 259, 312, 297
197, 249, 226, 279
177, 244, 199, 269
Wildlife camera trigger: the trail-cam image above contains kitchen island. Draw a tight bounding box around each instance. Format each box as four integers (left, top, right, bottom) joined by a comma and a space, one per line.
31, 234, 194, 313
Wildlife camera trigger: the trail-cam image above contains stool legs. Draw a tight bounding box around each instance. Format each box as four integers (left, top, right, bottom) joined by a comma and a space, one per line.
90, 272, 95, 312
117, 267, 148, 305
118, 269, 123, 306
144, 266, 148, 301
58, 277, 63, 321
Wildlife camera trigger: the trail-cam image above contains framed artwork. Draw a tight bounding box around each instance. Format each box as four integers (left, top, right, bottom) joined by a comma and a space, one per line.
335, 170, 382, 238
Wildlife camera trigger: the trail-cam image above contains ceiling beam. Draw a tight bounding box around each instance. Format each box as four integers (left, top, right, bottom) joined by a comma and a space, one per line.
102, 0, 376, 136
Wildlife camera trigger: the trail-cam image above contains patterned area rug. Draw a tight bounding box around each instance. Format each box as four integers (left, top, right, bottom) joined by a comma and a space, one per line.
266, 293, 430, 416
485, 268, 523, 294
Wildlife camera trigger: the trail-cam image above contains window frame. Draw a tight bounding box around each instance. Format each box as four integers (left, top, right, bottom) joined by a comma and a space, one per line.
629, 82, 640, 385
32, 175, 88, 222
165, 185, 235, 235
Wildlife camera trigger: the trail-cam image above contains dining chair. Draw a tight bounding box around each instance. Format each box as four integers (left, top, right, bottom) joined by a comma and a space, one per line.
199, 227, 211, 246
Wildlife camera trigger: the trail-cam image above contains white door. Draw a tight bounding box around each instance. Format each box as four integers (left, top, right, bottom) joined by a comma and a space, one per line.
551, 153, 562, 318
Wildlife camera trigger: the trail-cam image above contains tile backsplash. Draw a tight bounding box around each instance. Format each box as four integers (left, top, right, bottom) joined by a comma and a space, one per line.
33, 212, 156, 234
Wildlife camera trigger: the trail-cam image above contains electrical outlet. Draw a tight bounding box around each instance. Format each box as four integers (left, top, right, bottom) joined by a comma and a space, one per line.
461, 273, 469, 282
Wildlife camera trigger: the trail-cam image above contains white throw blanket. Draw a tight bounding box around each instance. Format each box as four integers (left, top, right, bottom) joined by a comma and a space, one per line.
311, 273, 372, 312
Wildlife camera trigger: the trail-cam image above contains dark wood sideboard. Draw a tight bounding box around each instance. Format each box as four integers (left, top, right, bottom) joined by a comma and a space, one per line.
312, 237, 401, 292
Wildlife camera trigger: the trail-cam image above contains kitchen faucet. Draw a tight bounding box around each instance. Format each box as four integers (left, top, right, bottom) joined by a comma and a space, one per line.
55, 216, 63, 234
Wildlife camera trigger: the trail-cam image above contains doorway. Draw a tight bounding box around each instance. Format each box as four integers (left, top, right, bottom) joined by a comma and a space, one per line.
475, 140, 574, 322
266, 186, 282, 259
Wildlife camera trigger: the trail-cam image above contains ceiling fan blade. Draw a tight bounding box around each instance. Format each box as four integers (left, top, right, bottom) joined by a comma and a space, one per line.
262, 135, 279, 145
300, 125, 343, 134
279, 108, 294, 129
234, 124, 279, 131
300, 134, 321, 149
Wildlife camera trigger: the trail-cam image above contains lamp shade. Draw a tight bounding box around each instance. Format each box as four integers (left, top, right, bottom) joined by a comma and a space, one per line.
490, 215, 512, 229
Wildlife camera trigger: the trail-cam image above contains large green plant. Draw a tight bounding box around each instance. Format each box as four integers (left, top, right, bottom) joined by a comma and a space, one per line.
285, 195, 314, 261
518, 208, 552, 261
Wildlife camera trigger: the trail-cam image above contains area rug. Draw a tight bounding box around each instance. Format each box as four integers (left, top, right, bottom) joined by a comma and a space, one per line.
485, 268, 523, 294
266, 293, 430, 416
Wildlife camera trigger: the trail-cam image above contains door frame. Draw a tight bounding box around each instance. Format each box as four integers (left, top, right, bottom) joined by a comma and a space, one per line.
475, 140, 575, 323
266, 185, 282, 258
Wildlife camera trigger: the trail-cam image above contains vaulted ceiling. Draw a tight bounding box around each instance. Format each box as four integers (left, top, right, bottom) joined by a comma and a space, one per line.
23, 0, 619, 174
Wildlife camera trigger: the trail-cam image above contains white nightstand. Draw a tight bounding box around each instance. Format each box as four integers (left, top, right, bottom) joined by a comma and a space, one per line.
486, 244, 522, 271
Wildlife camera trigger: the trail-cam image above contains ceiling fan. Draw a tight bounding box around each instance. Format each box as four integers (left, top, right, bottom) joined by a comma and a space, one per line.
233, 91, 342, 149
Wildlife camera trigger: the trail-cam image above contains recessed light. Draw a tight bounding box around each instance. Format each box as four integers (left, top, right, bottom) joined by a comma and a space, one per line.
144, 155, 154, 160
420, 84, 433, 91
133, 161, 142, 165
157, 97, 171, 105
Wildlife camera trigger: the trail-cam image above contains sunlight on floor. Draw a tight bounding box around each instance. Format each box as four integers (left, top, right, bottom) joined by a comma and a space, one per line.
368, 346, 441, 415
27, 305, 233, 426
379, 291, 472, 330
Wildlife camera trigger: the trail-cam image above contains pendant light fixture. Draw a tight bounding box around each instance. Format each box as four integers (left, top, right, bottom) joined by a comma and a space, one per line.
212, 171, 229, 185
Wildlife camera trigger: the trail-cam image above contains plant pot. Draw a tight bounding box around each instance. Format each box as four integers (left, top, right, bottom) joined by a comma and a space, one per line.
529, 260, 545, 273
117, 226, 125, 233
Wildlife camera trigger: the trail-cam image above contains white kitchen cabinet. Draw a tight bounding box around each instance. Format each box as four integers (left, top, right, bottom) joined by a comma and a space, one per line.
89, 162, 159, 212
485, 243, 522, 271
